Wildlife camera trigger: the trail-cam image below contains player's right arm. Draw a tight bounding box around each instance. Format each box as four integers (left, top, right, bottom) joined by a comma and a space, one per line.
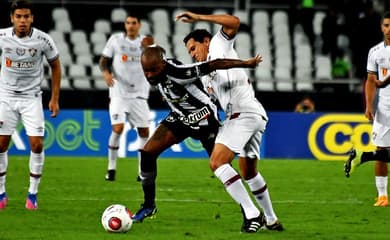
365, 72, 377, 121
99, 56, 114, 87
175, 11, 240, 38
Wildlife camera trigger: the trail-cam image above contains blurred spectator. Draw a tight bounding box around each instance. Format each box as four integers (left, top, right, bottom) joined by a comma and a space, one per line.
295, 96, 315, 113
350, 0, 382, 79
321, 4, 341, 62
297, 0, 316, 48
332, 48, 351, 79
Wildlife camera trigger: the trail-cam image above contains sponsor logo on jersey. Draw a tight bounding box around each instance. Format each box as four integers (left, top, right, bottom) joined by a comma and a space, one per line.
121, 54, 140, 62
179, 106, 210, 125
5, 57, 35, 68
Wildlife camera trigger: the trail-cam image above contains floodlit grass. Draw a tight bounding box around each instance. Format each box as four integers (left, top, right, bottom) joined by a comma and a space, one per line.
0, 156, 389, 240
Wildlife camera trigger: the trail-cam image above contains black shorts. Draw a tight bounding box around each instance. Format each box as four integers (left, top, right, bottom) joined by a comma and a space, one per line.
160, 111, 220, 156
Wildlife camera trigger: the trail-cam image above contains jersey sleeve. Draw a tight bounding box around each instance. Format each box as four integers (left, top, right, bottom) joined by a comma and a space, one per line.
101, 35, 115, 58
366, 47, 377, 74
42, 32, 59, 62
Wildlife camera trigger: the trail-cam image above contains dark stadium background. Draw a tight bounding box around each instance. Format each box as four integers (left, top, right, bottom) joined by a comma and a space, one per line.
1, 0, 389, 112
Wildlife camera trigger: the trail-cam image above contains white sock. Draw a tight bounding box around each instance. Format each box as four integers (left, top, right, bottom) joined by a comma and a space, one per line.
28, 151, 44, 194
108, 132, 121, 170
246, 172, 277, 224
376, 176, 388, 197
0, 151, 8, 194
214, 164, 260, 219
138, 136, 148, 175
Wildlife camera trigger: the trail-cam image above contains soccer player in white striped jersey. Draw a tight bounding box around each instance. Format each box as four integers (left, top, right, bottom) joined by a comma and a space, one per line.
99, 13, 154, 182
0, 0, 62, 210
177, 12, 283, 232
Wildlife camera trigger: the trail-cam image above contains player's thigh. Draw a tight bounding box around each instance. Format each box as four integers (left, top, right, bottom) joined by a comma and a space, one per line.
0, 99, 20, 136
127, 99, 150, 128
109, 97, 127, 125
216, 113, 264, 153
143, 123, 178, 155
20, 97, 45, 137
373, 105, 390, 147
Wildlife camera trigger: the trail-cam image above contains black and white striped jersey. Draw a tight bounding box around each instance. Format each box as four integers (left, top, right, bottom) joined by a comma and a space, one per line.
157, 59, 220, 126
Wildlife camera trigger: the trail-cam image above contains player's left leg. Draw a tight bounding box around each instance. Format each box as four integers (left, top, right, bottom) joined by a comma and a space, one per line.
0, 136, 11, 210
136, 127, 149, 182
26, 136, 44, 210
239, 156, 283, 231
374, 161, 389, 207
23, 97, 45, 210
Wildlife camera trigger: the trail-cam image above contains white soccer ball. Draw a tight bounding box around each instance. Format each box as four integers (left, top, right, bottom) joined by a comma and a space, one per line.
101, 204, 133, 233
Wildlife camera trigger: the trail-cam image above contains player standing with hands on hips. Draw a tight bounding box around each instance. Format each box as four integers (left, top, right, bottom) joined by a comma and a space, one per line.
0, 0, 62, 210
176, 11, 283, 232
99, 12, 154, 181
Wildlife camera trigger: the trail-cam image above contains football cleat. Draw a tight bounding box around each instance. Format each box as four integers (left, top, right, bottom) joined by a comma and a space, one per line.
264, 220, 284, 231
344, 148, 362, 178
131, 204, 157, 223
240, 207, 263, 233
136, 175, 141, 182
241, 214, 263, 233
374, 196, 389, 207
0, 192, 8, 210
25, 192, 38, 210
105, 169, 116, 181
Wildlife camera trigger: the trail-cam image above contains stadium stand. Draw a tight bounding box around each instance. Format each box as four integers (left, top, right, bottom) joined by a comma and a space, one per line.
0, 0, 382, 111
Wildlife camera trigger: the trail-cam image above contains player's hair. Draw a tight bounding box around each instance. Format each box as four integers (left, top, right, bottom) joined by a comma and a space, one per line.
126, 12, 142, 23
10, 0, 33, 15
183, 29, 212, 44
383, 11, 390, 21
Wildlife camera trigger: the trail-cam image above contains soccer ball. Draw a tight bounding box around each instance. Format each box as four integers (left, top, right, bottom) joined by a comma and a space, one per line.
101, 204, 133, 233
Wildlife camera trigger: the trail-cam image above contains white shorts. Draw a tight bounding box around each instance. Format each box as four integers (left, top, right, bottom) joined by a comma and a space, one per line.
109, 97, 151, 128
372, 101, 390, 147
0, 96, 44, 136
215, 112, 267, 159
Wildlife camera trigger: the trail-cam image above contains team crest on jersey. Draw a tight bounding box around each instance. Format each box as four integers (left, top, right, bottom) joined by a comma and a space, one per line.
29, 48, 37, 57
16, 48, 25, 56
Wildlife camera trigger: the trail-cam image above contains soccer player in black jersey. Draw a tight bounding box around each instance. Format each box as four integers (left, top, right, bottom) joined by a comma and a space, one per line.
132, 46, 262, 222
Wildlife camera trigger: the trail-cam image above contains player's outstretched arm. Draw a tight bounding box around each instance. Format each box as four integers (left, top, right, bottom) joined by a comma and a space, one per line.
204, 54, 262, 72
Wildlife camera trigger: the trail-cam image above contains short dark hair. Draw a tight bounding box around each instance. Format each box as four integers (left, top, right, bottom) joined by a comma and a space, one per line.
10, 0, 33, 15
183, 29, 212, 45
383, 11, 390, 21
127, 12, 141, 22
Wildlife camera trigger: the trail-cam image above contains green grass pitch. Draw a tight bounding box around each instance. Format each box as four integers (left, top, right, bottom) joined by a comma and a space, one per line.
0, 156, 389, 240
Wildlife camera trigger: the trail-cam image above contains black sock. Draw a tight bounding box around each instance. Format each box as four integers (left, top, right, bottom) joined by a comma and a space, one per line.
142, 183, 156, 207
361, 149, 390, 163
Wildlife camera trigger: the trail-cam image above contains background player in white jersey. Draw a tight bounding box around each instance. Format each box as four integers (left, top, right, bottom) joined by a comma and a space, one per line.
344, 11, 390, 207
176, 12, 283, 232
0, 0, 61, 210
99, 13, 154, 181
